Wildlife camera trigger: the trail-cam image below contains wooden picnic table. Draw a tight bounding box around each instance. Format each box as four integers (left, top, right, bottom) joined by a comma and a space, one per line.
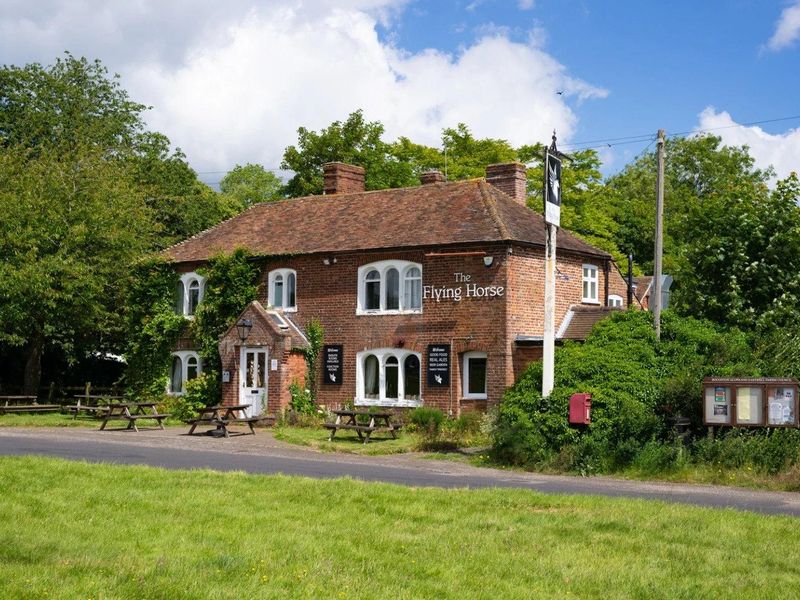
186, 404, 263, 437
0, 395, 59, 414
324, 409, 402, 444
66, 394, 124, 419
99, 402, 170, 432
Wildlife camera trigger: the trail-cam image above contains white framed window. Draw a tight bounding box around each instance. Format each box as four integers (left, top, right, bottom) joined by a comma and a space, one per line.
608, 294, 623, 308
462, 351, 487, 400
356, 348, 422, 407
582, 264, 599, 304
357, 260, 422, 314
268, 269, 297, 311
176, 273, 205, 317
168, 350, 202, 395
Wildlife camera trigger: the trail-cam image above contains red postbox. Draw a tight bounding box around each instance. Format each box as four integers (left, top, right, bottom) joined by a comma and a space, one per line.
569, 393, 592, 425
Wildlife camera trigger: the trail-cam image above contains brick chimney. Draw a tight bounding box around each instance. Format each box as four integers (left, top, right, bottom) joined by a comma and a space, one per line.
323, 162, 365, 195
486, 162, 527, 206
420, 170, 446, 185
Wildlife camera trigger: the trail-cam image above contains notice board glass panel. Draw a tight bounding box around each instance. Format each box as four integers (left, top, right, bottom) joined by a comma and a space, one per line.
735, 386, 763, 425
705, 386, 731, 424
767, 387, 796, 426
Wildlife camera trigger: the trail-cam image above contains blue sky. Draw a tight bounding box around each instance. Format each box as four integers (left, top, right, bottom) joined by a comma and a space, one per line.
1, 0, 798, 180
385, 1, 800, 169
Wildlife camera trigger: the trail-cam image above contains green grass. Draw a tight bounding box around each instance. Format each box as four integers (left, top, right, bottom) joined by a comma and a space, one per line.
1, 457, 798, 599
0, 412, 184, 428
273, 424, 421, 455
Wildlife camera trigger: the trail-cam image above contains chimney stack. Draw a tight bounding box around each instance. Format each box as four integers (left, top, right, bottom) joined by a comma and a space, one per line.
420, 170, 446, 185
323, 162, 365, 195
486, 162, 528, 206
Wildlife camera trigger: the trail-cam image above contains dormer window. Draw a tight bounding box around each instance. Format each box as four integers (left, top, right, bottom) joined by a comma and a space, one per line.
268, 269, 297, 311
357, 260, 423, 315
176, 273, 205, 317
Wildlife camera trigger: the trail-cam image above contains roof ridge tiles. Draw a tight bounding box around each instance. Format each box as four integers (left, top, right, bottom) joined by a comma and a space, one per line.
478, 180, 512, 240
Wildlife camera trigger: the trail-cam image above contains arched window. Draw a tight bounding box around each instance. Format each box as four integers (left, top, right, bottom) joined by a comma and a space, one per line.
168, 351, 202, 395
268, 269, 297, 310
356, 349, 422, 407
404, 267, 421, 310
176, 273, 205, 317
385, 268, 400, 310
186, 355, 199, 381
358, 261, 423, 314
365, 269, 381, 311
273, 274, 284, 308
170, 356, 183, 394
187, 280, 200, 315
364, 354, 379, 399
403, 355, 420, 400
385, 356, 399, 399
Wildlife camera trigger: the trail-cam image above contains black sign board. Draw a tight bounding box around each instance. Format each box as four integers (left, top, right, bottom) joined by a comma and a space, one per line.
323, 345, 343, 385
544, 148, 562, 227
427, 344, 450, 387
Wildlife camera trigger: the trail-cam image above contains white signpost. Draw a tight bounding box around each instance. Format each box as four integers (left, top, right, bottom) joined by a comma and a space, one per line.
542, 133, 563, 398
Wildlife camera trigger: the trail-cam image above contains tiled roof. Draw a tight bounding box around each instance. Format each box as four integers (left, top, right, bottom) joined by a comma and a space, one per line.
633, 276, 653, 302
164, 179, 612, 263
559, 305, 620, 341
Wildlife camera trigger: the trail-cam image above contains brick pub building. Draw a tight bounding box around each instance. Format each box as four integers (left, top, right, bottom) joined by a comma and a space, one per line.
166, 162, 629, 417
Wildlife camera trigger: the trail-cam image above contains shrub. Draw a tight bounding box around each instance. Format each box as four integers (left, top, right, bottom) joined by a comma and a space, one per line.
410, 407, 445, 434
288, 380, 316, 416
692, 429, 800, 475
492, 310, 760, 472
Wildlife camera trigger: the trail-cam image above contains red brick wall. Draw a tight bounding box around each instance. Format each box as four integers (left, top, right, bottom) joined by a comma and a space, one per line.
175, 243, 623, 414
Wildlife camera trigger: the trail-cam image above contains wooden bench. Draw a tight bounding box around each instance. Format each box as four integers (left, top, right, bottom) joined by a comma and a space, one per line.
0, 396, 60, 415
324, 410, 402, 443
186, 405, 265, 437
66, 405, 109, 419
99, 404, 170, 432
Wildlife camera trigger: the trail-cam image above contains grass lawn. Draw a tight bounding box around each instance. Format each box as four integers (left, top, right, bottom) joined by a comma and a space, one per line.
0, 412, 184, 428
1, 457, 798, 599
273, 423, 421, 455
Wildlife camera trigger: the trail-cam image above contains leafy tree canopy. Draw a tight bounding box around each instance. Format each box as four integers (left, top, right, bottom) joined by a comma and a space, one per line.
220, 163, 284, 207
281, 110, 417, 196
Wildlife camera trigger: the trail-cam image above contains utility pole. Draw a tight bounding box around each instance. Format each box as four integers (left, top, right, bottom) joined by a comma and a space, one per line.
653, 129, 665, 341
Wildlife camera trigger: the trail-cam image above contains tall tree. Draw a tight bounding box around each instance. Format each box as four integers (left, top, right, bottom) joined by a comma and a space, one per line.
281, 110, 417, 196
0, 145, 154, 393
220, 163, 283, 207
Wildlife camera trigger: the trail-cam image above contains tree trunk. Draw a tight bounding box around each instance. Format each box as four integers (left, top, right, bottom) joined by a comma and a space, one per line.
23, 334, 44, 397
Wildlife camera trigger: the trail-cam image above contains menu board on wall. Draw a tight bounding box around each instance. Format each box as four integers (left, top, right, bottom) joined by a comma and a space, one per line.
323, 345, 343, 385
768, 387, 796, 425
427, 344, 450, 387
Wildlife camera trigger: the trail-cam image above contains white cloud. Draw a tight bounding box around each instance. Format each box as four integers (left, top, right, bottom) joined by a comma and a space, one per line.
0, 0, 606, 177
518, 0, 536, 10
695, 107, 800, 181
766, 1, 800, 52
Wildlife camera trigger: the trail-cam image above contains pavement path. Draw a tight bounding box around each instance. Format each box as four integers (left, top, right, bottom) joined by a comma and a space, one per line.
1, 426, 799, 517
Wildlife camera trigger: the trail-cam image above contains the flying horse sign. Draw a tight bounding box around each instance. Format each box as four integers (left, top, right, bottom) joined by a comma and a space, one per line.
544, 132, 562, 227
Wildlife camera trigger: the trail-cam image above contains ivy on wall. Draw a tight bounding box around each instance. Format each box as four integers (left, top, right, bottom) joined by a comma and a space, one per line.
123, 258, 185, 399
192, 248, 260, 402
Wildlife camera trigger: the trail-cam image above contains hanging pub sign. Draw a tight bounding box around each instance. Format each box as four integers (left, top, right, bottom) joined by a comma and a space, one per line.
544, 145, 562, 227
427, 344, 450, 387
323, 345, 343, 385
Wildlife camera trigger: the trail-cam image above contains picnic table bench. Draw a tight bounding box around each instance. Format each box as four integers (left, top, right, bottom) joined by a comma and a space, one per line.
324, 409, 402, 444
186, 404, 264, 437
99, 403, 171, 432
0, 396, 60, 414
65, 394, 123, 419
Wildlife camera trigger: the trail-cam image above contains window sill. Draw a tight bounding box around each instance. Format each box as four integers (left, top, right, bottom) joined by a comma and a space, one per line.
269, 306, 297, 313
355, 398, 423, 408
356, 309, 422, 316
462, 395, 488, 401
581, 300, 601, 305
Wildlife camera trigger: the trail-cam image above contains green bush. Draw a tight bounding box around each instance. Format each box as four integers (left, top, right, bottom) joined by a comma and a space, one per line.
164, 372, 218, 420
289, 380, 316, 416
493, 310, 760, 472
410, 407, 445, 434
692, 429, 800, 475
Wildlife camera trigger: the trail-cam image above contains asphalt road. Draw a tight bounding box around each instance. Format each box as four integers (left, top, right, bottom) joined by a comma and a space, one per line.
1, 428, 799, 517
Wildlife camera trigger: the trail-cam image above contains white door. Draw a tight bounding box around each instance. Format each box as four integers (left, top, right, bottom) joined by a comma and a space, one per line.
240, 347, 268, 417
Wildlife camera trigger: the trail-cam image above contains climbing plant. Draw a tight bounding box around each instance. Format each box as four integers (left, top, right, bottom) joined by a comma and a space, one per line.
302, 319, 324, 402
